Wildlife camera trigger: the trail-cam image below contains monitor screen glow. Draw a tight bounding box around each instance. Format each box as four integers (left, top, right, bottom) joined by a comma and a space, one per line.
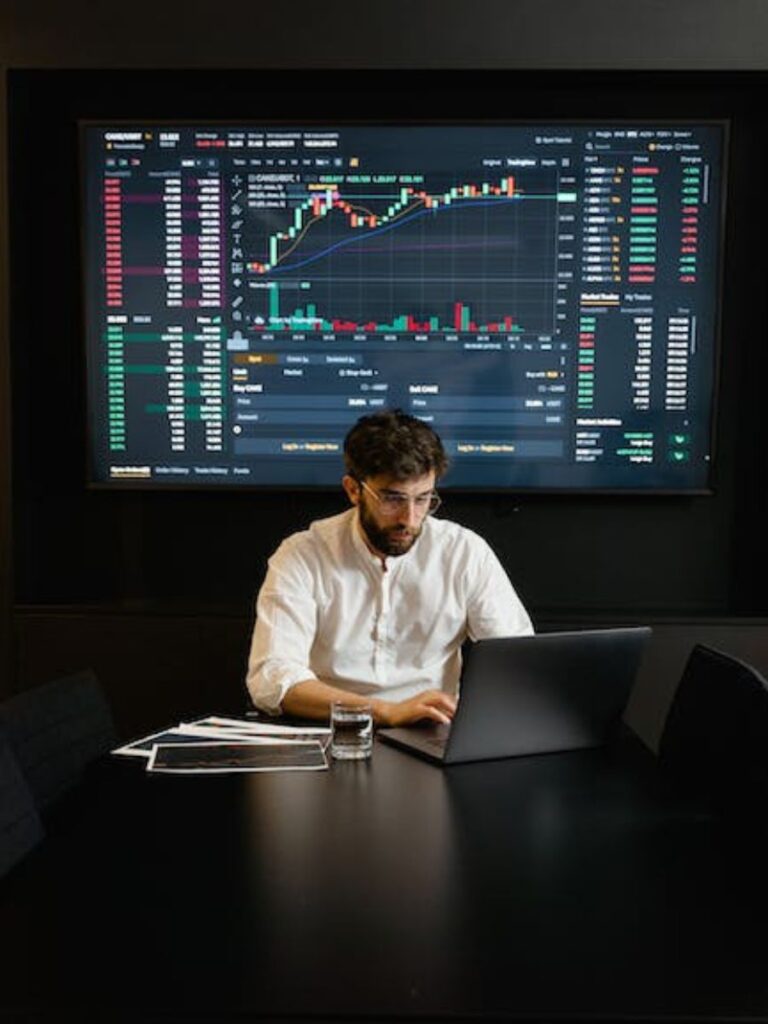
82, 121, 726, 491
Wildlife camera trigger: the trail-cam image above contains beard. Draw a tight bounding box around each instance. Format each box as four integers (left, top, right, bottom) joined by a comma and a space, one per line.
358, 501, 422, 557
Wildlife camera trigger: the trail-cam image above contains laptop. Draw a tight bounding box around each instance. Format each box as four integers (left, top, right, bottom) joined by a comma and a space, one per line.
378, 627, 651, 765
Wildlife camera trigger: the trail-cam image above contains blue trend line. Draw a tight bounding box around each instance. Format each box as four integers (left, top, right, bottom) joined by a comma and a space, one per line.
269, 196, 520, 275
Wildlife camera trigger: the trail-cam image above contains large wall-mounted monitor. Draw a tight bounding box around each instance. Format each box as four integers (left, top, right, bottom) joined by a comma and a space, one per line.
82, 121, 726, 491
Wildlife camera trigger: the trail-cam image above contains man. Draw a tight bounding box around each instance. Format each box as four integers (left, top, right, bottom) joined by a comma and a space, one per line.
247, 410, 532, 726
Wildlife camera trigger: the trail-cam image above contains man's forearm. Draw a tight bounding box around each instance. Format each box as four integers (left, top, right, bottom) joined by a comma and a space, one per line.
281, 679, 456, 728
281, 678, 393, 726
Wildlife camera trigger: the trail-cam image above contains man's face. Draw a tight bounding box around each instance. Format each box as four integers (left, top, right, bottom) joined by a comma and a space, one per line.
349, 472, 437, 557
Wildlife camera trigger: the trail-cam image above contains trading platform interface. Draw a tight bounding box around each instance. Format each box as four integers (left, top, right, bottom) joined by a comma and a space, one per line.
83, 123, 725, 489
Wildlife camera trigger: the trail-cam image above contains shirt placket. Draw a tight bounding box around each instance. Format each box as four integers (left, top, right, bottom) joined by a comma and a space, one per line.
371, 563, 392, 682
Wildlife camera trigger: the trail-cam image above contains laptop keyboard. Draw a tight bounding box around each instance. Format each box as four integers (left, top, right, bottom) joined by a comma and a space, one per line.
422, 735, 447, 753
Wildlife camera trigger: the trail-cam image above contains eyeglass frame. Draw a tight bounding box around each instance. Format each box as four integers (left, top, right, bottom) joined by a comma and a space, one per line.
358, 479, 442, 517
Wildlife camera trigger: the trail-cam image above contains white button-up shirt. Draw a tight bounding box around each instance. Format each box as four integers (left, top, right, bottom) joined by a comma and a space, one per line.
246, 508, 533, 715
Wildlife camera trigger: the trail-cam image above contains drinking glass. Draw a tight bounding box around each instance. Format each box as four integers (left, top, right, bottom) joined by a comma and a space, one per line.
330, 702, 373, 760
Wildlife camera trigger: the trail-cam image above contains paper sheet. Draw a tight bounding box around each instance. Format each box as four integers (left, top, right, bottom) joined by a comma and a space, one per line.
147, 740, 328, 773
112, 716, 330, 758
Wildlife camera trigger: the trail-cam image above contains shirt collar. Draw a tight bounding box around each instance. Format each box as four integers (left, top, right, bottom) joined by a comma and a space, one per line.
348, 506, 426, 573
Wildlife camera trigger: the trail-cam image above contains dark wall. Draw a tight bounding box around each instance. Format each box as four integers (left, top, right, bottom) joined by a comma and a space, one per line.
5, 0, 768, 71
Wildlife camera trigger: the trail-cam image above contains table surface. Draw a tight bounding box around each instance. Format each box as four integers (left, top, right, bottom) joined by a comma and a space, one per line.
2, 732, 768, 1023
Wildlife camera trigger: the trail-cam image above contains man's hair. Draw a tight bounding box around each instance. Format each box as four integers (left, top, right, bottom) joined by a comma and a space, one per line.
343, 409, 448, 482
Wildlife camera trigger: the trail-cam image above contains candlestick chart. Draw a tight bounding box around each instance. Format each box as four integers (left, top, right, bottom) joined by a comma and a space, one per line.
242, 169, 560, 339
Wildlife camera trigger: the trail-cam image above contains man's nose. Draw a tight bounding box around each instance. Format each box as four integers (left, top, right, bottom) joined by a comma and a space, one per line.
396, 501, 421, 527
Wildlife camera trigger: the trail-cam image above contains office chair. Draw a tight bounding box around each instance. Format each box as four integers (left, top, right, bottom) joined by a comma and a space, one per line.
658, 644, 768, 811
0, 734, 44, 879
0, 670, 117, 813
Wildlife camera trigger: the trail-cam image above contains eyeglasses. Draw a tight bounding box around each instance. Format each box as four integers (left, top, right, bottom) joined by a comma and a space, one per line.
360, 480, 442, 516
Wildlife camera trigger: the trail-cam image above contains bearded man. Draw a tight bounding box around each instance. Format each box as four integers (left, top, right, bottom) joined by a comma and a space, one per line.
246, 410, 532, 726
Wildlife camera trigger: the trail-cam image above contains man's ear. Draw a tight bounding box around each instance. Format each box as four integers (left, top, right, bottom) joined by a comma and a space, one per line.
342, 475, 360, 506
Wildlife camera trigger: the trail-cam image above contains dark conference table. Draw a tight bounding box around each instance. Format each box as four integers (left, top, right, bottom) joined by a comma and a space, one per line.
3, 732, 768, 1023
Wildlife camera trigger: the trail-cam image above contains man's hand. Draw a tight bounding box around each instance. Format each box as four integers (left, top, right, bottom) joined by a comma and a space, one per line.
375, 690, 457, 728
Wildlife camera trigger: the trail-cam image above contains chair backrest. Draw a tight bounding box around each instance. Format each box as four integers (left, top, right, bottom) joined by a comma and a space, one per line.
658, 644, 768, 809
0, 734, 44, 879
0, 670, 117, 812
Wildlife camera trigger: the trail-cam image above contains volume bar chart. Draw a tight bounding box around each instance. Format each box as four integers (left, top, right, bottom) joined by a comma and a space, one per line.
264, 288, 523, 335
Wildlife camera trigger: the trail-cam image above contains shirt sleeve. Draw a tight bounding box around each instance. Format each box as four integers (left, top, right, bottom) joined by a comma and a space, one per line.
246, 542, 321, 716
465, 539, 533, 642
